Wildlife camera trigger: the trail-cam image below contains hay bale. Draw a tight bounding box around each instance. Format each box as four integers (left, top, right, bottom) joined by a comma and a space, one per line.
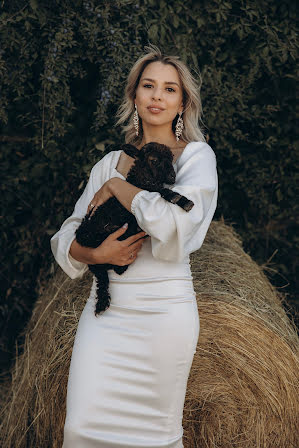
0, 219, 298, 448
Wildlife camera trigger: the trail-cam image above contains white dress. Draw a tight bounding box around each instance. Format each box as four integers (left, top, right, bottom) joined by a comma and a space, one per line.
50, 141, 218, 448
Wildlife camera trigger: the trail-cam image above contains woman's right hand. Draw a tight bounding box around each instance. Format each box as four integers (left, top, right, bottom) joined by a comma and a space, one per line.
92, 223, 148, 266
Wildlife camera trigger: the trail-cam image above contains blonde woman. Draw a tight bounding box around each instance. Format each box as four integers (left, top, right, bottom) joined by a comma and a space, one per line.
51, 45, 218, 447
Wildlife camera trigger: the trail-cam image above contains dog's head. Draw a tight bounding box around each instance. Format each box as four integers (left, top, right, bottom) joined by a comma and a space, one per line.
122, 142, 176, 185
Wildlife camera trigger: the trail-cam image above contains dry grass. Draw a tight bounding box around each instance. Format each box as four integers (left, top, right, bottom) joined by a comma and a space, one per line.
0, 218, 298, 448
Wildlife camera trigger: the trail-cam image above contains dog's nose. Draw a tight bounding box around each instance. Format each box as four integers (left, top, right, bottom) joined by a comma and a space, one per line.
166, 172, 176, 184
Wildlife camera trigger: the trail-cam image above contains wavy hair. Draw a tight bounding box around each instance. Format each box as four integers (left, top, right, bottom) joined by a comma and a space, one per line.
114, 44, 206, 145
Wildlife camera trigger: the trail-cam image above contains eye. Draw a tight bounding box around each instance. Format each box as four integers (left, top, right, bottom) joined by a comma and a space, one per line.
143, 84, 175, 92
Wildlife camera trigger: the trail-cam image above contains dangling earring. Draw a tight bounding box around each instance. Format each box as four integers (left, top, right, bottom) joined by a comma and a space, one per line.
175, 111, 184, 141
133, 104, 139, 136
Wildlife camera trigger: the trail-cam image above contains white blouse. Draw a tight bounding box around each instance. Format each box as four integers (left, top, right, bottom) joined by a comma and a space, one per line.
50, 141, 218, 280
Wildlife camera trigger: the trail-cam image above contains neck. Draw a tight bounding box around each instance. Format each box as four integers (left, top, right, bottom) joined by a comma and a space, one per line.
138, 123, 180, 150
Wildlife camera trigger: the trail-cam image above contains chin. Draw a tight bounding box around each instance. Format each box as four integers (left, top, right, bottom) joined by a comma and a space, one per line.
142, 115, 170, 126
144, 121, 168, 129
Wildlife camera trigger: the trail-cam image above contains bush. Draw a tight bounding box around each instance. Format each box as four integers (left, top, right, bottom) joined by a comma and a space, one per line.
0, 0, 297, 376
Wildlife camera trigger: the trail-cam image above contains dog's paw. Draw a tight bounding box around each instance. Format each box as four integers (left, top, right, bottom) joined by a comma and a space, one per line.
169, 194, 182, 204
183, 200, 194, 212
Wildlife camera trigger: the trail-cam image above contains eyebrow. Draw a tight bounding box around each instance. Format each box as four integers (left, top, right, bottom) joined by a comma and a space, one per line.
141, 77, 180, 87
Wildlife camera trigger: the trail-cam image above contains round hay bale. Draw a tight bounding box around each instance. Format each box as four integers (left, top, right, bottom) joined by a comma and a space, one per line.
0, 219, 298, 448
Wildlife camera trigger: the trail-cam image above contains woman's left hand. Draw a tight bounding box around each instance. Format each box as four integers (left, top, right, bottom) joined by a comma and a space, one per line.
87, 180, 114, 216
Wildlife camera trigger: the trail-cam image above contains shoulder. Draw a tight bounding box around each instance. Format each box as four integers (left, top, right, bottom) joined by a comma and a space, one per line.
177, 141, 216, 171
176, 141, 217, 187
183, 141, 216, 163
90, 150, 116, 173
89, 150, 118, 189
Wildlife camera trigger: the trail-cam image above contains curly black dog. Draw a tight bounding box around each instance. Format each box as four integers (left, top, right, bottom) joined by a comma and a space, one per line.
75, 142, 194, 316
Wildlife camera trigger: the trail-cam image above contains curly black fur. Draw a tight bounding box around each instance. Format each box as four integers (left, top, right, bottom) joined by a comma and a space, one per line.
75, 142, 194, 317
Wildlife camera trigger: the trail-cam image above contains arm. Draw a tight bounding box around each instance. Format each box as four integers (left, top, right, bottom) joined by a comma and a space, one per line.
69, 226, 146, 266
109, 178, 143, 212
69, 239, 99, 264
50, 154, 147, 279
125, 142, 218, 262
50, 159, 105, 279
85, 176, 143, 217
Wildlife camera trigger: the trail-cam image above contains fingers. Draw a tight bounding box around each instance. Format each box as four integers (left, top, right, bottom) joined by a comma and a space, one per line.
88, 202, 101, 218
87, 200, 95, 211
128, 238, 145, 252
116, 230, 146, 266
126, 241, 144, 263
87, 201, 96, 216
113, 243, 140, 266
125, 237, 146, 264
110, 224, 147, 243
126, 251, 137, 264
102, 225, 149, 268
124, 230, 148, 245
87, 194, 104, 216
110, 223, 130, 239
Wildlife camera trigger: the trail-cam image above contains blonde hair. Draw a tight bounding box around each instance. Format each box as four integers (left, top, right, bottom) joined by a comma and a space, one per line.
114, 44, 206, 145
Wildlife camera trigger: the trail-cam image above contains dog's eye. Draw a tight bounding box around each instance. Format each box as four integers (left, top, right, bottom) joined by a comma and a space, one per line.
150, 158, 158, 164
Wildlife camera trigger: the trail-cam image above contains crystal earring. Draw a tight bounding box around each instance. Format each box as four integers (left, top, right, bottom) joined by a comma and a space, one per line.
175, 112, 184, 141
133, 104, 139, 136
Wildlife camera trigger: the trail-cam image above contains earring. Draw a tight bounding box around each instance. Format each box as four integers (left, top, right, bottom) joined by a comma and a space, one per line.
133, 104, 139, 136
175, 112, 184, 141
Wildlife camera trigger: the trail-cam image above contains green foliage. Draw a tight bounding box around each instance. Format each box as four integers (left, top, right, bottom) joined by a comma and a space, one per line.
0, 0, 298, 373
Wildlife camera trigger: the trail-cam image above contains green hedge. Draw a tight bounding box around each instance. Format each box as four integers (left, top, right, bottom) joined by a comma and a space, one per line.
0, 0, 297, 374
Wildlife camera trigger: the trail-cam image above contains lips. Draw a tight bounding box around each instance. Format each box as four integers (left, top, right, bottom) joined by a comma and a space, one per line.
147, 107, 164, 115
147, 105, 165, 113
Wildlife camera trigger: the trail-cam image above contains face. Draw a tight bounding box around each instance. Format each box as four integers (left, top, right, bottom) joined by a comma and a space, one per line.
142, 144, 176, 184
134, 61, 184, 129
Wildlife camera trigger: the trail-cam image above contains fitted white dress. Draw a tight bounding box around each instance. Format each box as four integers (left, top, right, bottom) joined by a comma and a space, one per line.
50, 141, 218, 448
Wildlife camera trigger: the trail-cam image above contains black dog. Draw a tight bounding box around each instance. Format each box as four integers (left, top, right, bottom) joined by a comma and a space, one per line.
75, 142, 194, 316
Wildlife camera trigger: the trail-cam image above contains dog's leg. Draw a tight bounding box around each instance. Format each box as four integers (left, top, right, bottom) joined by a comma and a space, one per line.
159, 188, 194, 212
114, 265, 129, 275
91, 269, 111, 316
174, 195, 194, 212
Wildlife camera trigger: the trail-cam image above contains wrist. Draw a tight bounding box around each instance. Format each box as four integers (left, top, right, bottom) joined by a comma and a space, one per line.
90, 245, 107, 265
109, 177, 123, 195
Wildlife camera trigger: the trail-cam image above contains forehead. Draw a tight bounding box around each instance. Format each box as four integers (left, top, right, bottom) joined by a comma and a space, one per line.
141, 61, 181, 86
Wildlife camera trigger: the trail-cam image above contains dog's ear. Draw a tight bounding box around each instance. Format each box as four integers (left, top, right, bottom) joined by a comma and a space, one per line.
122, 144, 140, 159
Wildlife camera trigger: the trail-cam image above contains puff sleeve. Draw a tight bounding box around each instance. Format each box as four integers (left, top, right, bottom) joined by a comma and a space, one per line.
130, 142, 218, 262
50, 155, 111, 279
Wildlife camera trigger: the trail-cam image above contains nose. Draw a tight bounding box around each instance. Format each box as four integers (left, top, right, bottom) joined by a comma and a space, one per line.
166, 171, 176, 184
152, 87, 162, 101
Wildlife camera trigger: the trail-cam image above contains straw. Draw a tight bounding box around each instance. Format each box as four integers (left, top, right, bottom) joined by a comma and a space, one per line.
1, 219, 298, 448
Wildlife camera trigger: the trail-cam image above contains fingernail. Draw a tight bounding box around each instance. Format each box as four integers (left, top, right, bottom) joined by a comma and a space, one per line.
122, 223, 128, 228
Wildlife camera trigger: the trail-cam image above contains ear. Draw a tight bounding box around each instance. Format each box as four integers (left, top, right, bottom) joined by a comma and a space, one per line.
178, 101, 184, 114
121, 144, 140, 159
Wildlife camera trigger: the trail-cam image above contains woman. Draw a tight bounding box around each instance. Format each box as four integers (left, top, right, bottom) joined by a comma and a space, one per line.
51, 45, 218, 448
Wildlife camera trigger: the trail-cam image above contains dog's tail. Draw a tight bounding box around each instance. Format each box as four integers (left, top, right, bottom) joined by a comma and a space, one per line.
92, 269, 111, 316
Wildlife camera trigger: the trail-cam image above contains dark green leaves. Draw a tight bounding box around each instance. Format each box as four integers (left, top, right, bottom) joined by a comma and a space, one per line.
0, 0, 297, 376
